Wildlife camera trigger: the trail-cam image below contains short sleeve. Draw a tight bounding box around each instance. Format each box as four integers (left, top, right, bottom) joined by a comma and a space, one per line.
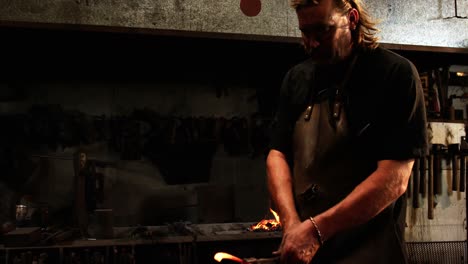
371, 61, 429, 160
269, 69, 295, 157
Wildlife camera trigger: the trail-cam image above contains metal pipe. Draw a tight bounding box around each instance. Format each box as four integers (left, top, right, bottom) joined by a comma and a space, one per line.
31, 154, 117, 166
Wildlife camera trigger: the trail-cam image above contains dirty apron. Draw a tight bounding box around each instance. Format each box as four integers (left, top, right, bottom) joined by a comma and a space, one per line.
292, 56, 407, 263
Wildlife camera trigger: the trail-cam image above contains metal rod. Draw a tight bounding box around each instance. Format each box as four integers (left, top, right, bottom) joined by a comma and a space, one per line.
454, 0, 458, 17
31, 154, 117, 165
31, 154, 74, 160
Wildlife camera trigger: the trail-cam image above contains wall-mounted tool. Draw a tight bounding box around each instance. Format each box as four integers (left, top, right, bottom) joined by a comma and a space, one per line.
432, 144, 447, 195
74, 149, 89, 238
449, 144, 460, 192
73, 150, 112, 239
428, 152, 434, 219
419, 156, 427, 198
460, 136, 467, 192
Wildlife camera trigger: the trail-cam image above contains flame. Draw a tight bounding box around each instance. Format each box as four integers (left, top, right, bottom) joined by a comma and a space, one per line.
270, 208, 280, 222
214, 252, 244, 263
249, 208, 282, 232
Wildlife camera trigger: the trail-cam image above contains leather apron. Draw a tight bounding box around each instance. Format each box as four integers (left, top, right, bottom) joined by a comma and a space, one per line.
292, 56, 407, 263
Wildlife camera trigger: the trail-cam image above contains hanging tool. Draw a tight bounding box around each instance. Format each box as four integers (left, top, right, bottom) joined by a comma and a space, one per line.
449, 144, 460, 192
419, 156, 427, 198
428, 152, 434, 219
73, 149, 89, 238
460, 136, 467, 192
432, 144, 447, 195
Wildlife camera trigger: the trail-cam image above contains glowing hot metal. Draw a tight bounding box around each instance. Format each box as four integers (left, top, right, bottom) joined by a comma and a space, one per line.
214, 252, 246, 263
249, 208, 281, 232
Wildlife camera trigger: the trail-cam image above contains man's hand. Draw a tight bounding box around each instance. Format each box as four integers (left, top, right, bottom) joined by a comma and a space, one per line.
276, 219, 321, 264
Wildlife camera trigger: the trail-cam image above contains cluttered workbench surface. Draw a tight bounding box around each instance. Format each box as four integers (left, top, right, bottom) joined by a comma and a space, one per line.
1, 222, 283, 248
0, 222, 283, 264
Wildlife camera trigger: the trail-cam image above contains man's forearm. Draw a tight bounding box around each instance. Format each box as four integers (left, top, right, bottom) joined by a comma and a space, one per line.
314, 159, 414, 242
266, 150, 300, 230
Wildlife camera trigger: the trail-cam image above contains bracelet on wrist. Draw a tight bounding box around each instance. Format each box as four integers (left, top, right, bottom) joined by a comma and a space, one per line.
309, 216, 324, 246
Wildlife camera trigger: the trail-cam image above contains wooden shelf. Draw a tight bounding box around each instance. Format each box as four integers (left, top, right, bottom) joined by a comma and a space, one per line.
379, 43, 468, 54
1, 20, 468, 54
428, 119, 467, 124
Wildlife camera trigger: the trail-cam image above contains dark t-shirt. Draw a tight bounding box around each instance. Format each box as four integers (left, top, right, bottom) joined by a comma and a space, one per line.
270, 46, 429, 162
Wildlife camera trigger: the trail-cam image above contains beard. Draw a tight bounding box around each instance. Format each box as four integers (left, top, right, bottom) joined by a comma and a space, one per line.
306, 46, 339, 64
304, 32, 353, 64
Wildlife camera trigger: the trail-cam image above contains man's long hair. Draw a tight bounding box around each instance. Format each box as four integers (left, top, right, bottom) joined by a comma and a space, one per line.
292, 0, 380, 50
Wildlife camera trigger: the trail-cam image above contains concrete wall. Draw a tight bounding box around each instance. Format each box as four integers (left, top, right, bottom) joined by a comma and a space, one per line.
1, 0, 467, 48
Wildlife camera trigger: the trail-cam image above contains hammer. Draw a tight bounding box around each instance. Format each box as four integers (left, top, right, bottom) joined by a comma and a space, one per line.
432, 144, 447, 195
